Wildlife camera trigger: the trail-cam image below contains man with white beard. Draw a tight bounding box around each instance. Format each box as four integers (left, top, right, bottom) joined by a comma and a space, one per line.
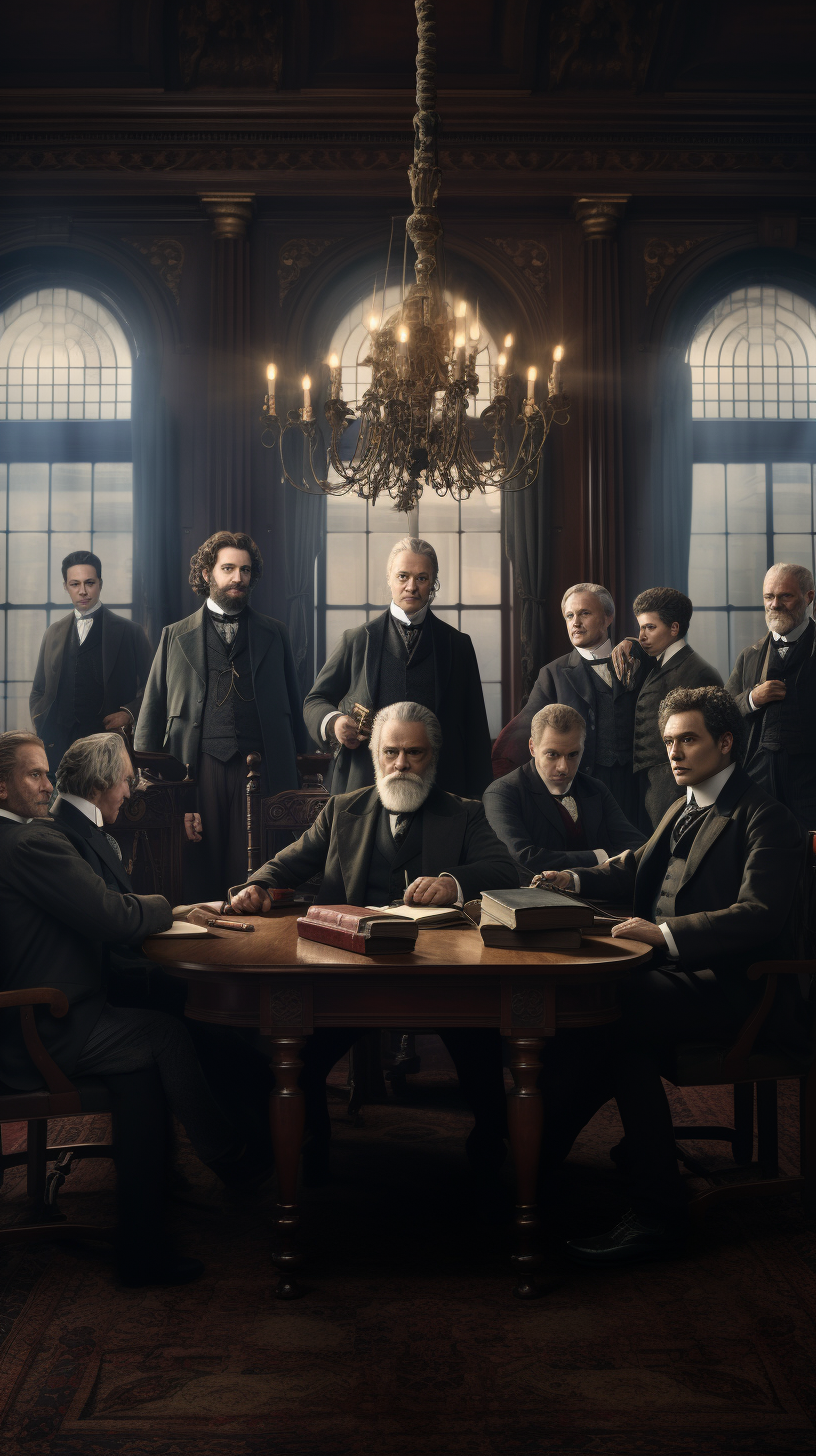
229, 701, 517, 1173
726, 562, 816, 833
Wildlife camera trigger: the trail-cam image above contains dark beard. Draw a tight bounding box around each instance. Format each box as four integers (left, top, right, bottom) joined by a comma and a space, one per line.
210, 584, 252, 614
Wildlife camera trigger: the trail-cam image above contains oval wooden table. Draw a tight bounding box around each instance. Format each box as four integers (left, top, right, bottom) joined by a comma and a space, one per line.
145, 911, 651, 1299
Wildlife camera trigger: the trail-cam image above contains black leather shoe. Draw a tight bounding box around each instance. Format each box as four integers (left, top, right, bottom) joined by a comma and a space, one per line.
119, 1255, 205, 1288
565, 1209, 687, 1266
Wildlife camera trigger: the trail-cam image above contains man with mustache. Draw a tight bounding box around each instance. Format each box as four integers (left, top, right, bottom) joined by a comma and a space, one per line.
135, 531, 307, 898
229, 701, 517, 1172
726, 562, 816, 833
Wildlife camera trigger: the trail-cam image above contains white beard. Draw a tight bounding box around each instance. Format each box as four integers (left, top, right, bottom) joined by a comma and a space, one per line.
765, 606, 806, 636
374, 765, 435, 813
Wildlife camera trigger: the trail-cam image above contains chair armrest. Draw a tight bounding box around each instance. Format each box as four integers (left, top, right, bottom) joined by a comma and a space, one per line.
0, 987, 78, 1099
748, 959, 816, 980
721, 959, 816, 1078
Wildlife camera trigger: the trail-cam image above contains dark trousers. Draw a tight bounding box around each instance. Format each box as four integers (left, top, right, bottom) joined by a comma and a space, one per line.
592, 761, 640, 828
301, 1028, 508, 1142
102, 1065, 172, 1268
185, 751, 267, 903
746, 748, 816, 835
541, 965, 739, 1220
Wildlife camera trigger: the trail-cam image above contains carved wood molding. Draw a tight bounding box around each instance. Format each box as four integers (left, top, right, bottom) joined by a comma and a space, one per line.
278, 237, 339, 302
644, 236, 706, 302
485, 238, 550, 298
122, 235, 185, 302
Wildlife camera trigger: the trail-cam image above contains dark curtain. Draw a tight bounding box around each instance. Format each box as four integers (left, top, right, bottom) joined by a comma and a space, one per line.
281, 425, 327, 695
650, 348, 693, 595
131, 356, 180, 649
503, 443, 552, 702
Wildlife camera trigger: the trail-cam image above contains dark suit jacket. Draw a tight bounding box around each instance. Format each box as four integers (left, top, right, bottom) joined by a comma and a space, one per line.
237, 784, 517, 907
303, 609, 492, 799
50, 796, 132, 893
490, 645, 637, 778
577, 766, 807, 1035
134, 604, 307, 793
726, 618, 816, 760
630, 642, 723, 772
483, 762, 644, 880
30, 606, 153, 759
0, 816, 171, 1090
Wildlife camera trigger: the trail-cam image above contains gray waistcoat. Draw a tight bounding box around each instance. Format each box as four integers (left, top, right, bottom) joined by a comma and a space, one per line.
652, 810, 711, 923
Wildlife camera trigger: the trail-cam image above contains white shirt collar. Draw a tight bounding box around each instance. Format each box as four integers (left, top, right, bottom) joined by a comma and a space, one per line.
688, 761, 736, 808
0, 807, 30, 823
56, 792, 104, 828
574, 638, 612, 661
390, 601, 429, 628
657, 637, 686, 667
771, 615, 812, 644
74, 600, 102, 621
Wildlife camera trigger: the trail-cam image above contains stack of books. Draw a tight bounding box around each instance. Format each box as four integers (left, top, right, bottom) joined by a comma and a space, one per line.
477, 887, 596, 950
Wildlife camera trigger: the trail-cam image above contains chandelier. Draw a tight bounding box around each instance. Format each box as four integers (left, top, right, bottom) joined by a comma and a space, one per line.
260, 0, 569, 511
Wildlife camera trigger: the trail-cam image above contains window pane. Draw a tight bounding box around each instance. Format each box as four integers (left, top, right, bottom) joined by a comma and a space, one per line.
481, 682, 502, 739
689, 611, 730, 683
0, 289, 132, 421
368, 502, 410, 533
93, 463, 132, 532
326, 494, 367, 532
730, 610, 767, 664
326, 609, 367, 658
428, 533, 459, 606
7, 608, 46, 679
461, 609, 501, 680
51, 462, 91, 532
0, 461, 7, 530
3, 683, 37, 732
433, 609, 459, 630
8, 532, 47, 604
459, 487, 502, 532
91, 533, 132, 603
461, 533, 501, 604
417, 492, 459, 533
8, 463, 48, 529
688, 535, 726, 607
690, 464, 725, 532
727, 534, 767, 606
773, 535, 814, 575
772, 463, 812, 532
326, 533, 367, 604
687, 287, 816, 420
726, 464, 766, 532
368, 534, 393, 606
50, 533, 92, 602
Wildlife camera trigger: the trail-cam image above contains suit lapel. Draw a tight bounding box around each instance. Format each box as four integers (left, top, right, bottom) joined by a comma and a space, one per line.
47, 613, 74, 683
574, 775, 603, 843
363, 611, 389, 706
562, 650, 595, 709
101, 606, 125, 687
248, 609, 275, 677
420, 788, 468, 871
524, 762, 568, 843
676, 766, 750, 894
53, 799, 133, 892
648, 642, 692, 691
178, 606, 207, 686
430, 613, 452, 712
335, 788, 381, 904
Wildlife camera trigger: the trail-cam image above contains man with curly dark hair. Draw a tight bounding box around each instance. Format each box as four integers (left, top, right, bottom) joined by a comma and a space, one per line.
136, 531, 306, 897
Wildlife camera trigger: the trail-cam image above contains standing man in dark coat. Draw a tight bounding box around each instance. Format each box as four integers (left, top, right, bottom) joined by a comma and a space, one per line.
30, 550, 153, 775
490, 583, 640, 823
726, 562, 816, 834
304, 536, 491, 800
135, 531, 307, 898
612, 588, 723, 829
483, 703, 643, 881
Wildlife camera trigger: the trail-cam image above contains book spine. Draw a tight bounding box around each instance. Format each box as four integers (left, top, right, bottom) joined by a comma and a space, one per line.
305, 907, 366, 935
297, 919, 369, 954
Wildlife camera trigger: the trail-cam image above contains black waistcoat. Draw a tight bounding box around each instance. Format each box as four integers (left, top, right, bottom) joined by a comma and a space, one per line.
588, 667, 633, 767
652, 809, 711, 923
364, 806, 425, 906
758, 629, 814, 754
377, 614, 436, 713
54, 616, 105, 733
201, 611, 264, 763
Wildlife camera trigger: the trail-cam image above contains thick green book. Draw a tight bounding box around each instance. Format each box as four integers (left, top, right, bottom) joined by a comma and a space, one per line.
480, 887, 595, 931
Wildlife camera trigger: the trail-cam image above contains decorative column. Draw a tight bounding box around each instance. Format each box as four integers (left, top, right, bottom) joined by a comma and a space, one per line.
200, 193, 255, 529
573, 195, 629, 600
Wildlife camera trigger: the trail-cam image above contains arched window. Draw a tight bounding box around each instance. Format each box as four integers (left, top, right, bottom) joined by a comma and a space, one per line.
316, 287, 507, 736
0, 289, 133, 729
686, 286, 816, 679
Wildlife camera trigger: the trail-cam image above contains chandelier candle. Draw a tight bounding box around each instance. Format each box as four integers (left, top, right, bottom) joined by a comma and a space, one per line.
550, 345, 564, 397
328, 354, 342, 400
266, 363, 276, 417
301, 375, 312, 420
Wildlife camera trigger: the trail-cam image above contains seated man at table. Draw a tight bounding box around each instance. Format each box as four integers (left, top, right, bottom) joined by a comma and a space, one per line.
483, 703, 644, 881
229, 700, 518, 1171
537, 686, 809, 1264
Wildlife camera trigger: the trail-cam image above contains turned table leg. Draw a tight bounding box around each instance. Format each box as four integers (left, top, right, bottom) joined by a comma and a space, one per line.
506, 1035, 546, 1299
267, 1035, 306, 1299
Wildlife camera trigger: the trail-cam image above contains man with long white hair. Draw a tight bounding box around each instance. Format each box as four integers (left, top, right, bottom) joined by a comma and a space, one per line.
230, 702, 517, 1170
304, 536, 492, 799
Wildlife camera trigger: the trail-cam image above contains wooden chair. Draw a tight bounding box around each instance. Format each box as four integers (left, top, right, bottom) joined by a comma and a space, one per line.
109, 751, 196, 905
246, 751, 332, 876
668, 960, 816, 1213
0, 989, 115, 1246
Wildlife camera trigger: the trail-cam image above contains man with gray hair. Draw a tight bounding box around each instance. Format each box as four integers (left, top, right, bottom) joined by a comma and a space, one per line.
484, 702, 643, 881
726, 561, 816, 832
491, 581, 640, 823
304, 536, 491, 799
230, 701, 516, 1171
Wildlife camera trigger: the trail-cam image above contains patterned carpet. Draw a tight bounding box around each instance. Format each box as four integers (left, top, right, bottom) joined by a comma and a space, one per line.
1, 1039, 815, 1456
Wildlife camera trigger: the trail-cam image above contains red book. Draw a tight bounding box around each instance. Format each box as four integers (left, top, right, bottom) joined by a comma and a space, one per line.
297, 904, 419, 956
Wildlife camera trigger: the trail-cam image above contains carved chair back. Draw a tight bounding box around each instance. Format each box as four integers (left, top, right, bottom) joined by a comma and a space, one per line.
109, 751, 196, 905
246, 752, 332, 877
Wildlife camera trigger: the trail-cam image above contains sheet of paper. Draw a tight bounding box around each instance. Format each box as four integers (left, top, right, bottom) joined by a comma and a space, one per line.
366, 904, 467, 926
151, 922, 211, 938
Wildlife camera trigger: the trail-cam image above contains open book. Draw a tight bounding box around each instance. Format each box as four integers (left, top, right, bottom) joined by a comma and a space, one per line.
366, 903, 468, 927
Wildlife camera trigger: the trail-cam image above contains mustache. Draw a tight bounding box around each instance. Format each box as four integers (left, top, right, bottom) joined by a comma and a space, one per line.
383, 770, 424, 784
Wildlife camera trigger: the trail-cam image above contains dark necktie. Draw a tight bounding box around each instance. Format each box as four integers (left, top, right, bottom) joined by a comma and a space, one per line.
104, 831, 123, 862
392, 812, 413, 844
671, 794, 707, 847
394, 619, 422, 660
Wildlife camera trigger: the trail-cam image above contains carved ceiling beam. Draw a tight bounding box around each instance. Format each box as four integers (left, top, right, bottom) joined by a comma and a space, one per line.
200, 193, 254, 240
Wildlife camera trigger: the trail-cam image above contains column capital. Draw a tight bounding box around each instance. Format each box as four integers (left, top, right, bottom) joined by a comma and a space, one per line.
200, 193, 255, 240
572, 196, 630, 241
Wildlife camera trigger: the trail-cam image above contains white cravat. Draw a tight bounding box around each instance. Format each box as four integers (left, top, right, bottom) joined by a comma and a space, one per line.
575, 637, 613, 688
55, 792, 104, 828
206, 596, 244, 619
74, 599, 102, 645
390, 601, 429, 628
0, 808, 30, 823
